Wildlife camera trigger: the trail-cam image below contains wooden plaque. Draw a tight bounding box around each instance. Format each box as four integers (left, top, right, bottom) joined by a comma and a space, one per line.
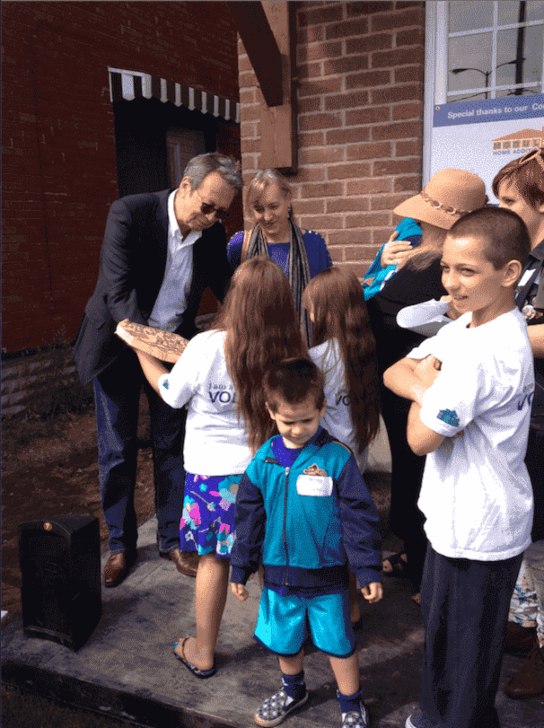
115, 320, 189, 363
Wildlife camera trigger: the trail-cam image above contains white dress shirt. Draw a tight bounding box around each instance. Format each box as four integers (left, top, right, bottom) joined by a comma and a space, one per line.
148, 190, 201, 331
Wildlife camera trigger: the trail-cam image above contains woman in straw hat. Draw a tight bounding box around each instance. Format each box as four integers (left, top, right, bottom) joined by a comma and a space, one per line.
367, 168, 487, 604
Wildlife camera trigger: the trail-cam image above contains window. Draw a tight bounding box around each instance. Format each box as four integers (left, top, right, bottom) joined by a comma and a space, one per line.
447, 0, 543, 101
423, 1, 544, 184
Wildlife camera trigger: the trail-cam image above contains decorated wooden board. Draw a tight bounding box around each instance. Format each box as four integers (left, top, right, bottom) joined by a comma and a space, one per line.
115, 319, 189, 363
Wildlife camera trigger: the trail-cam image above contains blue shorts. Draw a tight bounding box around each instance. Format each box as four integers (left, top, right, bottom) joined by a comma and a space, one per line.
254, 586, 356, 658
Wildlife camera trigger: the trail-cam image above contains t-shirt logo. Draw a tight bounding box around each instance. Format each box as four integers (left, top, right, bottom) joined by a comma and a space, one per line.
437, 408, 460, 427
303, 463, 328, 477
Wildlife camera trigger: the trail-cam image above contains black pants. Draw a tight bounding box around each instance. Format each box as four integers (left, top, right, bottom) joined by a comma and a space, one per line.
526, 415, 544, 541
419, 546, 523, 728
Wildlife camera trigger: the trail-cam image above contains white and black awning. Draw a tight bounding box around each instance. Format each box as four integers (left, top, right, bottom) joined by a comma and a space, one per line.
108, 67, 240, 123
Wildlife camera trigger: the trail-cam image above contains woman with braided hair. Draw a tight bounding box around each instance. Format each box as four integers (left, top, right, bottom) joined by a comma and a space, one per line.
227, 168, 332, 345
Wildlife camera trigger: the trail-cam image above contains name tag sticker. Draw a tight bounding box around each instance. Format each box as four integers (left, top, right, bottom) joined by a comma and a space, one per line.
296, 474, 333, 497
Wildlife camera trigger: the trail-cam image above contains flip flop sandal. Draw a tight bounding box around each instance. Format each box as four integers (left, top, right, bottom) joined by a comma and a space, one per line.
172, 636, 217, 679
382, 552, 409, 577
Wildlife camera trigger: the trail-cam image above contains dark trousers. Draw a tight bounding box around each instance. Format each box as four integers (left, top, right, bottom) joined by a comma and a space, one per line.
380, 385, 428, 590
93, 347, 185, 554
526, 416, 544, 541
419, 545, 523, 728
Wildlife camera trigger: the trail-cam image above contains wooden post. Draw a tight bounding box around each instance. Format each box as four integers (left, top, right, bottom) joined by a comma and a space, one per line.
259, 2, 297, 173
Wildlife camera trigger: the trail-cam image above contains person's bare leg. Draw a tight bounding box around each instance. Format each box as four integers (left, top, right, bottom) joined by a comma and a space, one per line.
329, 653, 360, 696
278, 650, 304, 675
174, 553, 230, 669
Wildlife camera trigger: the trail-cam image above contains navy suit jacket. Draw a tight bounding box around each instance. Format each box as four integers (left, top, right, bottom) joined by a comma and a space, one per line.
74, 189, 232, 385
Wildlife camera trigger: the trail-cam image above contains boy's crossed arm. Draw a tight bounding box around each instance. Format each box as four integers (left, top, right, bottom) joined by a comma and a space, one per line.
384, 355, 445, 456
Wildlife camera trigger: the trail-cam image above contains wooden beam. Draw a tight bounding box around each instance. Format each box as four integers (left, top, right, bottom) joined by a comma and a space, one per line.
228, 2, 283, 107
259, 2, 297, 172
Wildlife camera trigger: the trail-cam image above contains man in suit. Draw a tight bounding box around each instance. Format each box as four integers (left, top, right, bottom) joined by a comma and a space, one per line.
74, 152, 242, 587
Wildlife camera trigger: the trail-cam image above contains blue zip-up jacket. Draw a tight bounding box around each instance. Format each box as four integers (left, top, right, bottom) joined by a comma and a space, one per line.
230, 427, 382, 591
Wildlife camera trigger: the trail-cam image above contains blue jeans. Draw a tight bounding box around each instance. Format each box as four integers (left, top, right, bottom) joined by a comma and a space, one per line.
93, 348, 185, 554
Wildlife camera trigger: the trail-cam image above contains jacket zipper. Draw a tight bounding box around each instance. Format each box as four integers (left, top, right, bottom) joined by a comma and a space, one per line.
282, 467, 290, 585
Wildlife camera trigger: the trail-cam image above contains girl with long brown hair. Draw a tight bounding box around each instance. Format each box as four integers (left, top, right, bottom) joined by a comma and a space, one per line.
131, 257, 306, 678
303, 267, 380, 473
303, 267, 380, 630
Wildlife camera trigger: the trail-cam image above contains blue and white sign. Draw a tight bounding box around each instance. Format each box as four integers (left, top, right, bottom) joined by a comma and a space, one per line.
431, 94, 544, 202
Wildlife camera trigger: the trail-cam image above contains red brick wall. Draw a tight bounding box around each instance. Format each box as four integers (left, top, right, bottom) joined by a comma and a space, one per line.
2, 1, 240, 353
237, 0, 425, 276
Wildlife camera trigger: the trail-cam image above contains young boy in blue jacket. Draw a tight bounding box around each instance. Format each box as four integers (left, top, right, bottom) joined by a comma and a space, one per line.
230, 358, 383, 728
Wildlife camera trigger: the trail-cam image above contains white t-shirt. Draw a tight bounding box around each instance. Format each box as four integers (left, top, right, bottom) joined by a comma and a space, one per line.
309, 338, 368, 472
408, 309, 534, 561
158, 329, 252, 475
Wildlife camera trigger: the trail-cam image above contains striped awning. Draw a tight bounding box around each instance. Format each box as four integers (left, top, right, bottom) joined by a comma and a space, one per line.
108, 67, 240, 123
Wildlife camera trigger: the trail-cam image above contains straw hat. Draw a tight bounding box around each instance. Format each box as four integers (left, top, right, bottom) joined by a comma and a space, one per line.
393, 168, 487, 230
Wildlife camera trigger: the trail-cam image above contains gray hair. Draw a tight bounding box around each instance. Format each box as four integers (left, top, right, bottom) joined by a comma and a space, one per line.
183, 152, 242, 191
247, 168, 292, 207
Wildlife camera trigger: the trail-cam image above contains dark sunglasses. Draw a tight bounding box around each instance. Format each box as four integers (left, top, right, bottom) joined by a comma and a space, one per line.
194, 188, 230, 219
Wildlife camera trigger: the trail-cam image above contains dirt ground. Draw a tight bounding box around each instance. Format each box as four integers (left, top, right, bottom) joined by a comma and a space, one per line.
1, 402, 156, 621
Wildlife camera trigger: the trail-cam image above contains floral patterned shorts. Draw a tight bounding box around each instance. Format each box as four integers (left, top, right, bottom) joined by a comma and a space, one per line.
179, 472, 240, 558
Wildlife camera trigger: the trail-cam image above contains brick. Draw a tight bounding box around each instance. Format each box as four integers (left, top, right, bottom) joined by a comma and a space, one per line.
370, 193, 413, 210
346, 69, 391, 89
299, 78, 344, 98
346, 141, 392, 161
371, 7, 424, 32
325, 17, 369, 40
396, 138, 423, 157
346, 106, 392, 125
346, 33, 393, 55
371, 46, 424, 68
299, 214, 345, 230
298, 4, 344, 26
373, 158, 420, 176
392, 101, 423, 121
395, 66, 424, 83
396, 26, 425, 47
298, 95, 324, 113
298, 40, 343, 63
328, 229, 373, 246
326, 197, 371, 213
347, 2, 394, 15
327, 161, 372, 180
371, 120, 421, 140
295, 166, 327, 183
324, 91, 370, 110
298, 112, 343, 132
299, 146, 346, 165
346, 178, 393, 195
298, 130, 327, 147
297, 24, 326, 44
394, 175, 423, 193
370, 84, 421, 104
300, 181, 344, 198
327, 127, 371, 144
323, 55, 370, 75
344, 211, 390, 228
291, 198, 326, 215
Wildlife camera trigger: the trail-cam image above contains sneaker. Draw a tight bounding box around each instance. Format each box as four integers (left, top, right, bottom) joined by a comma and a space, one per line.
341, 700, 369, 727
405, 709, 439, 728
254, 688, 309, 727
